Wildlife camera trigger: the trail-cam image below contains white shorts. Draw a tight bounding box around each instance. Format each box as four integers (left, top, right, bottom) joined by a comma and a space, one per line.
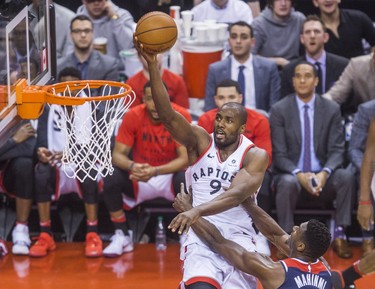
122, 174, 175, 210
52, 166, 103, 201
180, 233, 258, 289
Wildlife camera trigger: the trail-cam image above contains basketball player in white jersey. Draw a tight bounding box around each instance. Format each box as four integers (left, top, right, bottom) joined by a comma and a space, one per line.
135, 38, 269, 289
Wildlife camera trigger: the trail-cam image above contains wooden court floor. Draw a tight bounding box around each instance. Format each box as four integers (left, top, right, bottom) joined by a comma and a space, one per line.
0, 243, 374, 289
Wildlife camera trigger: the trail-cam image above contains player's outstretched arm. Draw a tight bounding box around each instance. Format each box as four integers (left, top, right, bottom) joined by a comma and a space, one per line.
191, 211, 285, 289
169, 147, 268, 234
134, 35, 208, 152
242, 197, 289, 255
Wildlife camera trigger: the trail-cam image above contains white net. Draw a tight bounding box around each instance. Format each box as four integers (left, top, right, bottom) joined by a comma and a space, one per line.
49, 82, 135, 182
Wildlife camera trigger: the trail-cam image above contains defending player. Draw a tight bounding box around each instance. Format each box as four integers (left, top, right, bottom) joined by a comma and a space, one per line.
175, 189, 332, 289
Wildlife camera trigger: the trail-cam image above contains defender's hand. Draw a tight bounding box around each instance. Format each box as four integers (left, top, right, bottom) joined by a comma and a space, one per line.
168, 208, 200, 235
173, 184, 193, 213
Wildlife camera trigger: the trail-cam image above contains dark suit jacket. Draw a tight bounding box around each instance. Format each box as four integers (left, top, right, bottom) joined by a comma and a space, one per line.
348, 99, 375, 171
56, 50, 120, 81
280, 52, 349, 98
269, 94, 345, 174
204, 55, 281, 112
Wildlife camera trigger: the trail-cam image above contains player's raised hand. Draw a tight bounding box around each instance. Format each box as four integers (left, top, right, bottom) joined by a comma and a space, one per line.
133, 35, 157, 64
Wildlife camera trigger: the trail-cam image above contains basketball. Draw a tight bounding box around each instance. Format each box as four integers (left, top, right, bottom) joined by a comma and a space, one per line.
135, 11, 178, 54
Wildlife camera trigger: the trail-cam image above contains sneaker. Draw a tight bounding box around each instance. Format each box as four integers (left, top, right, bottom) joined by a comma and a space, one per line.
12, 224, 31, 255
85, 232, 103, 258
103, 230, 133, 258
0, 238, 8, 257
29, 232, 56, 257
255, 233, 271, 256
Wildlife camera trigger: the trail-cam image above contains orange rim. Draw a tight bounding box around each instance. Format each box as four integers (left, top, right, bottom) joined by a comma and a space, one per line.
44, 80, 133, 106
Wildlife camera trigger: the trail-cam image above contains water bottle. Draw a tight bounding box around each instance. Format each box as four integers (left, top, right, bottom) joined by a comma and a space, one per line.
155, 216, 167, 251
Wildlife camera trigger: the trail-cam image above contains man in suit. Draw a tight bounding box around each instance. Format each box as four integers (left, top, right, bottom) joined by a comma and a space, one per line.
349, 100, 375, 257
204, 21, 281, 113
324, 50, 375, 116
57, 15, 120, 81
270, 61, 355, 259
281, 15, 348, 98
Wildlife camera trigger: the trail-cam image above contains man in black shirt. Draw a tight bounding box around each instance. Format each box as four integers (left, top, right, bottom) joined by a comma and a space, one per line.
313, 0, 375, 58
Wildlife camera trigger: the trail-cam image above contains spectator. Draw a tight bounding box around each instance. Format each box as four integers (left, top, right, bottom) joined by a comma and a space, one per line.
9, 20, 40, 71
57, 15, 120, 81
192, 0, 253, 24
77, 0, 135, 60
126, 53, 189, 109
357, 118, 375, 258
204, 21, 280, 112
281, 15, 348, 97
29, 67, 103, 258
0, 122, 36, 256
102, 81, 191, 257
251, 0, 306, 68
125, 0, 191, 22
269, 61, 355, 259
194, 0, 261, 18
18, 57, 40, 81
349, 101, 375, 257
324, 49, 375, 116
313, 0, 375, 59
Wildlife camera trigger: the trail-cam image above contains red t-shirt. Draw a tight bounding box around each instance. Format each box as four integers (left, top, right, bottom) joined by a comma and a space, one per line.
126, 69, 190, 109
116, 103, 192, 166
198, 108, 272, 165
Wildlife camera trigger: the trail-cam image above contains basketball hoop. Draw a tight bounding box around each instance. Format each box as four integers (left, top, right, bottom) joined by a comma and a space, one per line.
17, 79, 135, 182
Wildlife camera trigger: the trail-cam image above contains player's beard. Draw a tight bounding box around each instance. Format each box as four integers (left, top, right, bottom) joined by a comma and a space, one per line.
214, 131, 238, 149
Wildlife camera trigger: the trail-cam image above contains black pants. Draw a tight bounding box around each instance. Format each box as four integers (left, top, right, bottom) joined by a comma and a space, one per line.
34, 162, 98, 204
3, 157, 34, 200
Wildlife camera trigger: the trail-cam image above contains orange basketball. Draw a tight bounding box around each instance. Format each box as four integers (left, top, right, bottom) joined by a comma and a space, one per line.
135, 11, 178, 54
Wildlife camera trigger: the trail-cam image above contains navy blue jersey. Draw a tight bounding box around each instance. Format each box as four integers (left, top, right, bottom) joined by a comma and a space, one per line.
279, 258, 332, 289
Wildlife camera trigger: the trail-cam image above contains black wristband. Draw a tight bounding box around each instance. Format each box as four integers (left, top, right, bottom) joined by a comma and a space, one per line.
342, 264, 362, 287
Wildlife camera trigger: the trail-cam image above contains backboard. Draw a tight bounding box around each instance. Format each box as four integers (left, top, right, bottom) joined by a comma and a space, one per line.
0, 0, 56, 142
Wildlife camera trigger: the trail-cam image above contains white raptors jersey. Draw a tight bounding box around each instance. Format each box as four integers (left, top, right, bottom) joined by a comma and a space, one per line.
185, 134, 257, 246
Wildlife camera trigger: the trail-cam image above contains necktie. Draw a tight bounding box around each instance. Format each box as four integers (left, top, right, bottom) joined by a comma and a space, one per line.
315, 61, 323, 95
303, 104, 311, 172
238, 65, 245, 105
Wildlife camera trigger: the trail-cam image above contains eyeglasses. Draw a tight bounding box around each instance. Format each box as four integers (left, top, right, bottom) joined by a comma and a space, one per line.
71, 29, 93, 35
